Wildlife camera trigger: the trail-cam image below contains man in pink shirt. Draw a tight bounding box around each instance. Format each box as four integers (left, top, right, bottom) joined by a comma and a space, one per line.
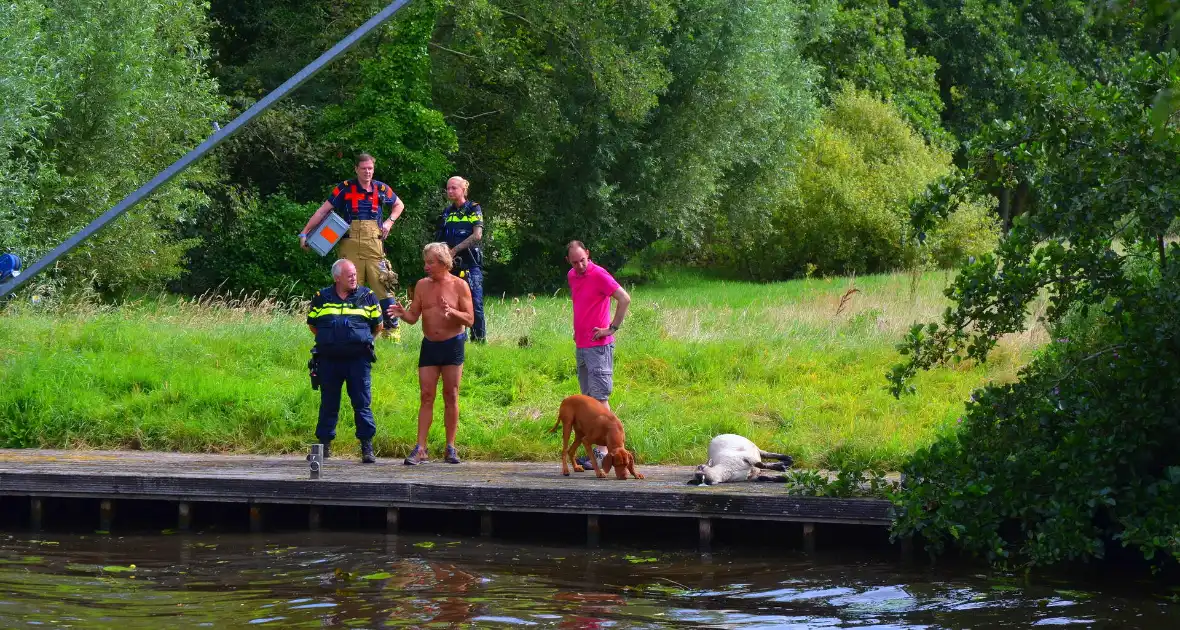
566, 240, 631, 466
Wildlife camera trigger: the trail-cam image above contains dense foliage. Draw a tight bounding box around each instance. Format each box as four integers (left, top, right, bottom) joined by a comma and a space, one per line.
432, 0, 820, 290
709, 89, 957, 280
4, 0, 1003, 296
175, 0, 455, 295
1, 0, 225, 294
803, 0, 947, 146
890, 52, 1180, 568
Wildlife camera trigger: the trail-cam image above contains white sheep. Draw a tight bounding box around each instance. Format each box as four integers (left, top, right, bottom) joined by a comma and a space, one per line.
689, 434, 794, 486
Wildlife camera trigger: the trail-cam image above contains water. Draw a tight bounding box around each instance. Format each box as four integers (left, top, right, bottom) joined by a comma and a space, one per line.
0, 532, 1175, 628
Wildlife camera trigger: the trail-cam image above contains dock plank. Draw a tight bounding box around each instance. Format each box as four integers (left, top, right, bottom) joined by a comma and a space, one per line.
0, 450, 892, 525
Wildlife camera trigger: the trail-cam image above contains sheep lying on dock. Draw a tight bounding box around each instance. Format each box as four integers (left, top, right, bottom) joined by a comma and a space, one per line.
688, 434, 794, 486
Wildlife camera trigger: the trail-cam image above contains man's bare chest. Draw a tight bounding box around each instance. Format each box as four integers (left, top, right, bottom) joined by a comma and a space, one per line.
419, 282, 459, 310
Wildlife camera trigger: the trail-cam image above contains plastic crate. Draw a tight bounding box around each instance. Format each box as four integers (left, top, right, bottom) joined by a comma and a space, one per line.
306, 212, 350, 257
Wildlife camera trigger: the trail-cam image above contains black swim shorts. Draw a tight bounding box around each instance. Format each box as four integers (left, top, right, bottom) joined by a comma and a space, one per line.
419, 332, 466, 367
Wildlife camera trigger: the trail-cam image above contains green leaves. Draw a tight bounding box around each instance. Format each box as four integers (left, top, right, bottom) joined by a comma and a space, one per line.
433, 0, 819, 290
722, 88, 953, 281
1, 0, 226, 294
892, 52, 1180, 398
889, 51, 1180, 569
181, 0, 454, 297
803, 0, 948, 146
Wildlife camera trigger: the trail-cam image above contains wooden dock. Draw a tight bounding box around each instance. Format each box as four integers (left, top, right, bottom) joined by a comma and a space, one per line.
0, 449, 894, 550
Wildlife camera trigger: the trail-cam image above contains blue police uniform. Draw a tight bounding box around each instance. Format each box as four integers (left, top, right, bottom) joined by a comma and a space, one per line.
436, 200, 486, 341
306, 285, 383, 455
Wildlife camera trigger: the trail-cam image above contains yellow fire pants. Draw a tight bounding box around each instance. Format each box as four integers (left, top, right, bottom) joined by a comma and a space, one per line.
337, 220, 389, 299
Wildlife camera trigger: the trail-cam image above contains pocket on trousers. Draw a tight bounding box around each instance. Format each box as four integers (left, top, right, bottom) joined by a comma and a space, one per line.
588, 368, 613, 399
591, 344, 613, 370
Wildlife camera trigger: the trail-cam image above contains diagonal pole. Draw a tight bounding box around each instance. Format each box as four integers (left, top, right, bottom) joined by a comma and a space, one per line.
0, 0, 414, 300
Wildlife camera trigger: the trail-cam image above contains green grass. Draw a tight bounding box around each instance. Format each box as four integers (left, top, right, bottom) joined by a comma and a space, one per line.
0, 270, 1044, 469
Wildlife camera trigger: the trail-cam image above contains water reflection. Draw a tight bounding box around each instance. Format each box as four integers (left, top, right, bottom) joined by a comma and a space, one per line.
0, 532, 1174, 628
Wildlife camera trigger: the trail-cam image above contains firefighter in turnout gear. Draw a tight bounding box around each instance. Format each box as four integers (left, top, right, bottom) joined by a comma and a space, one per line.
436, 176, 486, 342
306, 259, 384, 463
301, 153, 405, 341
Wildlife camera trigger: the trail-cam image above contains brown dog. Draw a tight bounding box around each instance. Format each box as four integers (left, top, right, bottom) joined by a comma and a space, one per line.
550, 395, 643, 479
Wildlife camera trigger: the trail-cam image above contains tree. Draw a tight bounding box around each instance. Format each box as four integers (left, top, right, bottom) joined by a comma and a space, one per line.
0, 1, 54, 252
803, 0, 948, 147
710, 89, 968, 280
1, 0, 226, 293
889, 52, 1180, 567
432, 0, 820, 290
899, 0, 1179, 147
900, 0, 1089, 145
897, 0, 1172, 233
429, 0, 678, 289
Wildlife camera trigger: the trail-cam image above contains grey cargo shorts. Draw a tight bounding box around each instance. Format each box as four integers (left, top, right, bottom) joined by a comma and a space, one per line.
575, 343, 614, 402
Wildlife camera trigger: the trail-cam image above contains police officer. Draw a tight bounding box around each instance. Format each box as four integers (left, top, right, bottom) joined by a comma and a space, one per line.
306, 259, 384, 463
436, 176, 486, 342
300, 153, 405, 340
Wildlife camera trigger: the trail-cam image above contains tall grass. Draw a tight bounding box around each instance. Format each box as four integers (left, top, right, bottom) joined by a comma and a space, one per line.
0, 271, 1044, 469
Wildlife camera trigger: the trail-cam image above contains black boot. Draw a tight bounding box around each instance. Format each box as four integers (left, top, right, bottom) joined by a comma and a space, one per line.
307, 442, 331, 461
360, 440, 376, 464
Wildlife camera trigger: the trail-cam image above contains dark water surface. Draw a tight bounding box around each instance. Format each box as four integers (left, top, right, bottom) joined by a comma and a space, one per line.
0, 532, 1176, 628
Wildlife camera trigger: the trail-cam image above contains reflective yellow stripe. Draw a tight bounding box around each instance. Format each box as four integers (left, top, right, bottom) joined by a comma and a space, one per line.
445, 214, 480, 223
308, 304, 374, 318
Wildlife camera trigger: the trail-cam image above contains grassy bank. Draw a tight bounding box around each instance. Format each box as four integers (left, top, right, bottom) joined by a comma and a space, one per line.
0, 271, 1043, 469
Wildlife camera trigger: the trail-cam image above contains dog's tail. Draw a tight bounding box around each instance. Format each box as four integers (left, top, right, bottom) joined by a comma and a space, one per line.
759, 450, 794, 466
549, 407, 564, 434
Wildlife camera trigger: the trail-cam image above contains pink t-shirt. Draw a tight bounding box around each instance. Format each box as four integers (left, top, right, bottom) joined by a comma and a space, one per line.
568, 261, 621, 349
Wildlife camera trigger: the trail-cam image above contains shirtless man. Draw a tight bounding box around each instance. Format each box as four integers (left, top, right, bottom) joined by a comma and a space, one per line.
387, 242, 475, 465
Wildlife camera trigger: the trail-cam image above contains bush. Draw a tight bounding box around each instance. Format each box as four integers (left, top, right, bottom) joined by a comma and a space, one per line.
616, 238, 690, 284
893, 268, 1180, 568
720, 89, 952, 280
924, 197, 1002, 269
183, 193, 333, 298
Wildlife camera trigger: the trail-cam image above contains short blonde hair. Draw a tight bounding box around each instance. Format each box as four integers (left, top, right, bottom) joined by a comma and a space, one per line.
423, 242, 453, 270
447, 176, 470, 194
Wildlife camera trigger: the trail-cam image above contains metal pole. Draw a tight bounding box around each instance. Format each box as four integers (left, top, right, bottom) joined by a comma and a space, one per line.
0, 0, 414, 300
